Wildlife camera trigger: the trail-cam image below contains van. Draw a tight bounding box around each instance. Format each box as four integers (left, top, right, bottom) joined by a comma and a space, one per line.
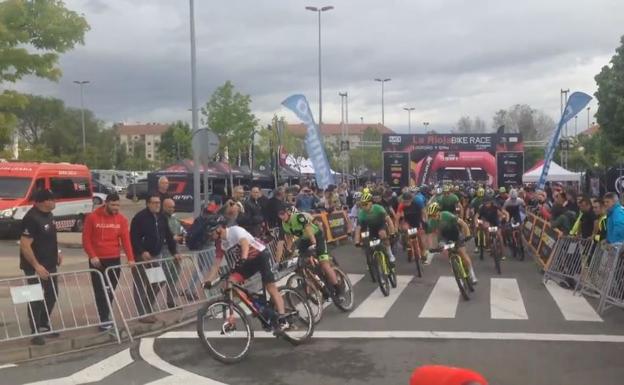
0, 162, 95, 237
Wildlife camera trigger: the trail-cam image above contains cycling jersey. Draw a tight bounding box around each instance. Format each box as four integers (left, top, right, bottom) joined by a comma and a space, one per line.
215, 226, 274, 284
282, 212, 320, 239
469, 197, 484, 211
428, 211, 460, 241
436, 193, 459, 213
397, 199, 424, 228
503, 198, 525, 223
358, 204, 388, 230
478, 204, 500, 226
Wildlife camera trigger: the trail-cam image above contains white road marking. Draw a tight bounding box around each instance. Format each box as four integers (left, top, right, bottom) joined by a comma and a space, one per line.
349, 275, 412, 318
23, 349, 132, 385
157, 330, 624, 343
490, 278, 528, 319
419, 276, 460, 318
322, 273, 366, 310
140, 338, 227, 385
544, 281, 603, 322
0, 364, 16, 370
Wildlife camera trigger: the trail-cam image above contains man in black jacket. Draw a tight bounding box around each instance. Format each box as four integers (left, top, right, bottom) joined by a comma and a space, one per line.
130, 193, 180, 323
264, 187, 285, 229
239, 186, 265, 237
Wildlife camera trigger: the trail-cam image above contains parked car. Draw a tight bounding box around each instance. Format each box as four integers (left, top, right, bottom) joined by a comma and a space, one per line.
92, 178, 116, 195
126, 179, 148, 201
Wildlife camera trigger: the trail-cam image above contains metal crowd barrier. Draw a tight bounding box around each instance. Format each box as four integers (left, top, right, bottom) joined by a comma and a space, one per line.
543, 236, 595, 287
575, 242, 624, 314
0, 269, 120, 344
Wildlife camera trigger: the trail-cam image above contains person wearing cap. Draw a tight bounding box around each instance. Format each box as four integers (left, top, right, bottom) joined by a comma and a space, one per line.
82, 193, 135, 330
19, 189, 61, 345
435, 184, 460, 214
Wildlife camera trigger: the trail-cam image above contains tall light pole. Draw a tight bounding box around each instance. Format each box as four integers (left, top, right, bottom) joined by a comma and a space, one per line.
306, 5, 334, 127
339, 92, 349, 181
403, 107, 415, 134
374, 78, 391, 126
586, 106, 591, 130
423, 121, 430, 132
189, 0, 201, 217
73, 80, 90, 157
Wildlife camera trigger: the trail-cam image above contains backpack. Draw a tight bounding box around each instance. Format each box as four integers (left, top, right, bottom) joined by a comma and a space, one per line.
186, 215, 210, 250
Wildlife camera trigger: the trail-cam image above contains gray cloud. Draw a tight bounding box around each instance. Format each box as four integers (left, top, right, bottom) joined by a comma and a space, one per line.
14, 0, 623, 134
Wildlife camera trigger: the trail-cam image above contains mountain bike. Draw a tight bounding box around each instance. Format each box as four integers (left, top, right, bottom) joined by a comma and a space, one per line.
358, 233, 396, 296
196, 269, 314, 364
286, 249, 354, 317
405, 227, 423, 278
435, 238, 474, 300
507, 220, 525, 261
487, 225, 503, 274
475, 220, 487, 261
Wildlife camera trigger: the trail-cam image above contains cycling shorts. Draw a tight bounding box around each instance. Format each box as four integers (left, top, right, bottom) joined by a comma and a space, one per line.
230, 250, 276, 285
298, 231, 330, 262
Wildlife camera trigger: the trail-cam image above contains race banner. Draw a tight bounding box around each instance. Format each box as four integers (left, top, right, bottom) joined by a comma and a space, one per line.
383, 152, 410, 192
282, 94, 335, 189
496, 152, 524, 188
538, 91, 592, 189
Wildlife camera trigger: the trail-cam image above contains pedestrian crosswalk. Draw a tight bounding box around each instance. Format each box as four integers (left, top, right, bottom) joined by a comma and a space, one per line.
332, 273, 604, 322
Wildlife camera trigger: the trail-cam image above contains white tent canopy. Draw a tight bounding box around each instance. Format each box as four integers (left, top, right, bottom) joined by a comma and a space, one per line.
285, 155, 341, 175
522, 161, 582, 183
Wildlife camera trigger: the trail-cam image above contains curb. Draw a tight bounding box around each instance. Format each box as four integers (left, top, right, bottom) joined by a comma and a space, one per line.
58, 242, 83, 250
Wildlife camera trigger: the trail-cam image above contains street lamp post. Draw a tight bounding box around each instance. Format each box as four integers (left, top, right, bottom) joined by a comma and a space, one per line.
374, 78, 391, 126
586, 107, 591, 130
73, 80, 90, 157
403, 107, 415, 134
189, 0, 201, 217
306, 5, 334, 127
423, 121, 430, 132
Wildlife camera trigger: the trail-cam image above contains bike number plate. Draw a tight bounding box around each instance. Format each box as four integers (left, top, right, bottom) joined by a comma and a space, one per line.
370, 239, 381, 247
407, 228, 418, 236
361, 231, 369, 239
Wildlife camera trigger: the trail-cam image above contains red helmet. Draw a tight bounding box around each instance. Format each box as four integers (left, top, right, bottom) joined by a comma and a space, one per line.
410, 365, 488, 385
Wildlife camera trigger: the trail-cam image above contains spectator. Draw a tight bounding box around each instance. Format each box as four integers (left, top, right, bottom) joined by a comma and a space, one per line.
232, 185, 246, 203
536, 190, 551, 219
593, 198, 608, 242
551, 192, 576, 235
130, 194, 180, 323
570, 196, 596, 239
161, 198, 184, 308
264, 187, 286, 229
19, 189, 61, 345
82, 193, 135, 331
238, 186, 265, 237
320, 185, 341, 212
337, 183, 348, 207
295, 186, 318, 213
603, 192, 624, 244
155, 176, 171, 210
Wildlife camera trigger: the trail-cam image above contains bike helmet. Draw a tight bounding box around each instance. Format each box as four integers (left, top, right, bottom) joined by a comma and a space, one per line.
278, 203, 297, 215
401, 192, 413, 201
499, 186, 506, 194
509, 189, 518, 199
360, 191, 373, 203
353, 191, 362, 201
427, 202, 441, 215
442, 184, 450, 193
476, 187, 485, 197
207, 215, 228, 232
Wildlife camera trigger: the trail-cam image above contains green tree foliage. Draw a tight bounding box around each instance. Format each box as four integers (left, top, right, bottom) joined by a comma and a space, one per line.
595, 35, 624, 146
201, 81, 258, 159
350, 126, 382, 173
454, 116, 486, 134
492, 105, 555, 140
255, 117, 304, 167
0, 0, 89, 145
158, 121, 192, 165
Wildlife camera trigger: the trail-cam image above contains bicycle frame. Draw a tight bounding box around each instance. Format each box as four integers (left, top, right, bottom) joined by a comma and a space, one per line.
217, 280, 273, 327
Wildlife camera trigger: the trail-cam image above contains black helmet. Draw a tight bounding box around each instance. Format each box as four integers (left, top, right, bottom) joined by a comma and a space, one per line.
207, 215, 227, 232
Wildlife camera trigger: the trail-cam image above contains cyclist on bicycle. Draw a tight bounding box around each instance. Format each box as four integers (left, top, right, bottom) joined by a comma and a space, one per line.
203, 215, 287, 325
426, 202, 477, 284
277, 204, 342, 296
354, 191, 397, 268
396, 191, 427, 262
436, 184, 460, 214
503, 188, 526, 224
475, 197, 508, 258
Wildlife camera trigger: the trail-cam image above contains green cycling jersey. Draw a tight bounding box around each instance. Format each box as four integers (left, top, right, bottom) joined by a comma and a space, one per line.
358, 203, 388, 229
282, 212, 320, 240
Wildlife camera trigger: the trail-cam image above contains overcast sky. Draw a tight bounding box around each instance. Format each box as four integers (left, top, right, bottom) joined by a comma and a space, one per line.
15, 0, 624, 134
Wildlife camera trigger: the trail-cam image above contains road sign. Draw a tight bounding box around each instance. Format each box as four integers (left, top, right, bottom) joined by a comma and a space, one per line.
192, 128, 220, 164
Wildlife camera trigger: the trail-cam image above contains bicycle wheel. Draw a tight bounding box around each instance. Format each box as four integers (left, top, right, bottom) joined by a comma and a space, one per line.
285, 274, 323, 324
492, 238, 502, 275
366, 250, 377, 283
373, 250, 391, 296
412, 238, 423, 278
196, 299, 253, 364
332, 268, 354, 312
450, 255, 470, 300
278, 287, 314, 345
478, 231, 485, 260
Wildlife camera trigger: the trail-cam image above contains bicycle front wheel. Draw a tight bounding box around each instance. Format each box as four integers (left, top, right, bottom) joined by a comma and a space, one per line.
411, 238, 423, 278
286, 273, 323, 324
373, 250, 390, 296
450, 255, 470, 301
196, 299, 253, 364
332, 268, 355, 312
279, 287, 315, 345
492, 238, 502, 275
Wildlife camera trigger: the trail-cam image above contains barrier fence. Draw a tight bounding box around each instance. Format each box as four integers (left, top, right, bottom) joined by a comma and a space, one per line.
543, 236, 595, 287
0, 269, 121, 344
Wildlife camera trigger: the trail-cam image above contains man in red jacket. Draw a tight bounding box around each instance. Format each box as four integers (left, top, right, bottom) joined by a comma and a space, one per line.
82, 193, 135, 331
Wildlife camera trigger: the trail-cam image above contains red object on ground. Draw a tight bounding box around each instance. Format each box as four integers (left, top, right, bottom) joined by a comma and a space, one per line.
410, 365, 488, 385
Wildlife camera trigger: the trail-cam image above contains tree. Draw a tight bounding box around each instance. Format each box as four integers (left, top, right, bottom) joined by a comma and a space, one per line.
158, 121, 192, 165
454, 116, 487, 134
351, 126, 382, 173
255, 117, 304, 168
492, 105, 555, 140
201, 81, 258, 160
595, 35, 624, 146
9, 94, 65, 146
0, 0, 89, 145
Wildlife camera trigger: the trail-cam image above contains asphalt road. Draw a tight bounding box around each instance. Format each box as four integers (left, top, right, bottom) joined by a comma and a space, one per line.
3, 243, 624, 385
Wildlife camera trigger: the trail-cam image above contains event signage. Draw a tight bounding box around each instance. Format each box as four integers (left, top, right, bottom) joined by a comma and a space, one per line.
538, 91, 592, 189
282, 94, 335, 189
326, 211, 349, 240
496, 152, 524, 188
539, 225, 558, 264
383, 152, 410, 192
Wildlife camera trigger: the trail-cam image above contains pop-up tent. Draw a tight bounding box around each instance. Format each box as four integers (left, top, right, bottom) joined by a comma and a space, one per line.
522, 161, 581, 183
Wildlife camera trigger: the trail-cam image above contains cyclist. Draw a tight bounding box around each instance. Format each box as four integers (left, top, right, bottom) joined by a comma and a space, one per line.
495, 186, 509, 207
278, 204, 342, 297
395, 191, 427, 262
469, 188, 485, 218
436, 184, 460, 214
203, 215, 287, 327
426, 202, 477, 284
503, 188, 526, 224
476, 197, 508, 259
354, 191, 397, 268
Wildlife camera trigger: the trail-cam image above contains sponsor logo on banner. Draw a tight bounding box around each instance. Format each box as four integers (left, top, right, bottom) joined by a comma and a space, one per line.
282, 95, 335, 189
388, 135, 402, 144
